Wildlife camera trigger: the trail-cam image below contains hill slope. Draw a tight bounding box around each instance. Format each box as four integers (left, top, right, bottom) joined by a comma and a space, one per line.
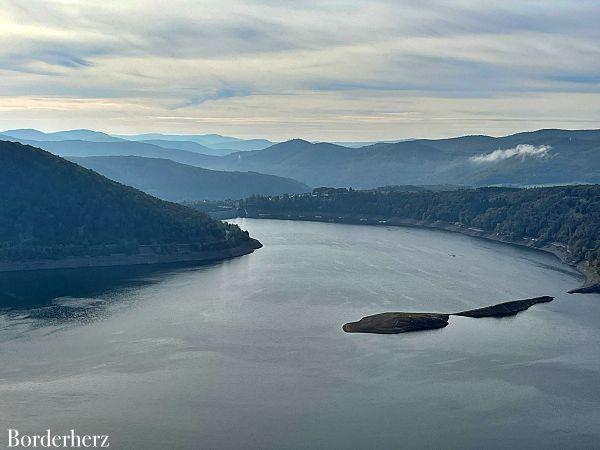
0, 140, 258, 266
70, 156, 310, 201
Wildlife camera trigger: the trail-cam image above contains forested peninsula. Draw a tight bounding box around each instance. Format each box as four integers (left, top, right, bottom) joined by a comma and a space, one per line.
0, 140, 261, 271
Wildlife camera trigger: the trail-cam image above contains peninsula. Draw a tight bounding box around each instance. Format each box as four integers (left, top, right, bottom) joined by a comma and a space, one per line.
0, 140, 261, 272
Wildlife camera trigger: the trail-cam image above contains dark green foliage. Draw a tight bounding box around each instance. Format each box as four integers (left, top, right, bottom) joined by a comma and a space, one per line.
243, 185, 600, 274
0, 140, 250, 261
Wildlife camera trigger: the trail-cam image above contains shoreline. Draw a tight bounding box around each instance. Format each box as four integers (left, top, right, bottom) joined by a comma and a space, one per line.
0, 238, 262, 273
240, 214, 599, 290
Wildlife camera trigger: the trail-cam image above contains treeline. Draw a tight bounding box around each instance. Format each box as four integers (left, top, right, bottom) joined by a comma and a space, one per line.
242, 185, 600, 275
0, 140, 250, 261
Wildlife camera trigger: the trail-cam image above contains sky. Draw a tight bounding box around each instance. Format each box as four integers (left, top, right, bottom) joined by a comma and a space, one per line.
1, 0, 599, 141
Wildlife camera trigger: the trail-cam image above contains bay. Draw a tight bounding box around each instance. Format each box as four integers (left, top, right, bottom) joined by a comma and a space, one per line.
1, 219, 599, 449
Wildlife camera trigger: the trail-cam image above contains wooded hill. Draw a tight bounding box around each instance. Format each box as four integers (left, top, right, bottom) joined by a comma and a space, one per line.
0, 140, 252, 261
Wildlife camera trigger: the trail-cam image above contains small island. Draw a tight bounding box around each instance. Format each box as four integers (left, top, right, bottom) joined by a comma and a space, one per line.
343, 296, 555, 334
454, 296, 554, 318
343, 312, 449, 334
568, 284, 600, 294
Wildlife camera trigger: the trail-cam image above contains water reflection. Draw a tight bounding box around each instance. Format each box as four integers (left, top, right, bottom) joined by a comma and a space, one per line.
1, 220, 599, 449
0, 262, 212, 328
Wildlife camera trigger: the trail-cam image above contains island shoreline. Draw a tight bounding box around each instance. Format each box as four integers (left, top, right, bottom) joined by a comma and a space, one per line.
0, 238, 262, 273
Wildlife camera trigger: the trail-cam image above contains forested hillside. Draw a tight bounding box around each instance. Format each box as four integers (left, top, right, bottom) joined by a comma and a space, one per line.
0, 140, 251, 261
243, 185, 600, 275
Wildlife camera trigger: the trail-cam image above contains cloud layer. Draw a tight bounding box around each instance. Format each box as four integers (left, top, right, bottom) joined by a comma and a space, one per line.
1, 1, 599, 139
470, 144, 552, 163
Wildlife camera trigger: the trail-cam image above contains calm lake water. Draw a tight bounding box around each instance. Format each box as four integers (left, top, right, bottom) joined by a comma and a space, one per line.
1, 219, 599, 449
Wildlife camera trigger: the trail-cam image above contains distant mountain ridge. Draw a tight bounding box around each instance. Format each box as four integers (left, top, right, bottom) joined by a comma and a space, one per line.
207, 139, 275, 151
193, 129, 600, 187
3, 127, 600, 188
116, 133, 275, 150
136, 139, 234, 156
1, 129, 276, 153
70, 155, 310, 201
2, 137, 219, 167
116, 133, 243, 145
2, 128, 123, 142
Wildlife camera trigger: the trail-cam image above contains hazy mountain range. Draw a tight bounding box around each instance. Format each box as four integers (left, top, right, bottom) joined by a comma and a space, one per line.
70, 156, 310, 201
115, 132, 275, 151
3, 128, 600, 192
1, 129, 274, 154
192, 129, 600, 187
0, 136, 220, 166
2, 129, 122, 142
116, 132, 245, 145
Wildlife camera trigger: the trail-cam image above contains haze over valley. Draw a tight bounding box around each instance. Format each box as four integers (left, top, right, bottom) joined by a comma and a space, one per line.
70, 155, 310, 202
2, 128, 600, 196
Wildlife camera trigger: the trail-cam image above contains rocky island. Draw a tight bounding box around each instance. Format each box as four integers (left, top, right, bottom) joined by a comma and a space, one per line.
343, 312, 449, 334
343, 296, 555, 334
454, 296, 554, 318
568, 283, 600, 294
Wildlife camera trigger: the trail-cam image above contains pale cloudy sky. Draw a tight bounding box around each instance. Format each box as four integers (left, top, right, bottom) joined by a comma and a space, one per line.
1, 0, 599, 140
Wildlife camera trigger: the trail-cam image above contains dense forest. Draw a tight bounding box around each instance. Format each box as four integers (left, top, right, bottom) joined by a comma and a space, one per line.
0, 140, 250, 261
242, 185, 600, 275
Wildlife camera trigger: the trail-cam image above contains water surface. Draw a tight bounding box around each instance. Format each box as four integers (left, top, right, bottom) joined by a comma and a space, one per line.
1, 219, 599, 449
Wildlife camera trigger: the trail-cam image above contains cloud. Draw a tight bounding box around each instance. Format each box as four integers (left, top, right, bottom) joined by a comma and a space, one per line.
470, 144, 552, 163
0, 0, 599, 138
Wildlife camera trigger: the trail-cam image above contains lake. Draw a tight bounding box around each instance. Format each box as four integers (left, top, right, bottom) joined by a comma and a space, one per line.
1, 219, 599, 449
